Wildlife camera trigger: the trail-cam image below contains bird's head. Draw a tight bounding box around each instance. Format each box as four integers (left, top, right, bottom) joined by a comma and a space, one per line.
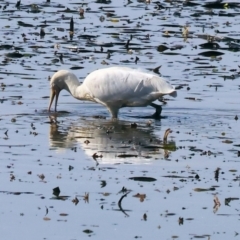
48, 70, 71, 112
47, 70, 80, 112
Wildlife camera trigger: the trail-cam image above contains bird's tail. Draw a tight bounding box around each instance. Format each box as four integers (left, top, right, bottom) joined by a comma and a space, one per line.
157, 90, 177, 101
169, 90, 177, 97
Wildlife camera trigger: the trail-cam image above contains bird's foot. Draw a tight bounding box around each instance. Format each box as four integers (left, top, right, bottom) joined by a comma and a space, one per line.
149, 103, 162, 119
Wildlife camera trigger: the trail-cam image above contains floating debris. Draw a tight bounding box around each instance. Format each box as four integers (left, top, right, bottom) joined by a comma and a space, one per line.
72, 196, 79, 205
143, 213, 147, 221
52, 187, 60, 197
225, 197, 239, 206
178, 217, 184, 225
133, 193, 146, 202
213, 195, 221, 213
214, 167, 220, 181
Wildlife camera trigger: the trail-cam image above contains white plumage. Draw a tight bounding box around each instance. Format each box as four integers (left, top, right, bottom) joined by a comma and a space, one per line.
48, 66, 177, 118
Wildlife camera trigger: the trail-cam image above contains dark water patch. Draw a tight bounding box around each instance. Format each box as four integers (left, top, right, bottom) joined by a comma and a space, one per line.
100, 167, 117, 170
145, 143, 176, 151
203, 2, 240, 9
183, 1, 200, 7
18, 21, 34, 27
192, 58, 211, 62
77, 34, 99, 39
0, 191, 34, 195
118, 28, 150, 33
0, 44, 14, 50
225, 197, 239, 206
227, 42, 240, 50
117, 154, 138, 158
157, 45, 169, 52
191, 235, 211, 239
162, 52, 181, 56
9, 95, 22, 99
87, 42, 114, 48
219, 12, 240, 17
198, 51, 224, 57
193, 187, 216, 192
83, 229, 94, 235
5, 51, 24, 58
129, 177, 156, 182
56, 8, 78, 14
194, 65, 217, 69
0, 144, 30, 147
50, 196, 70, 200
165, 213, 176, 216
162, 175, 192, 179
70, 66, 84, 70
199, 42, 220, 49
28, 45, 48, 49
159, 24, 181, 28
21, 75, 40, 80
185, 97, 202, 101
217, 214, 240, 216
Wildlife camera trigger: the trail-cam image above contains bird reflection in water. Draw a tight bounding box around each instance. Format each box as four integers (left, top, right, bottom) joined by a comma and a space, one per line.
48, 116, 176, 164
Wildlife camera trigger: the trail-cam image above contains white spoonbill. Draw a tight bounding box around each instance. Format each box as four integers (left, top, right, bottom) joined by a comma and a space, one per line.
48, 66, 177, 119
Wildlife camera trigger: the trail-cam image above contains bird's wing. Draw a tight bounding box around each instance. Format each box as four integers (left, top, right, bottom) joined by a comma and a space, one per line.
83, 67, 176, 106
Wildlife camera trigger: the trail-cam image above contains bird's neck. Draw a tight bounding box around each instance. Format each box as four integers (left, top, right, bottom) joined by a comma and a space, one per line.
63, 77, 87, 100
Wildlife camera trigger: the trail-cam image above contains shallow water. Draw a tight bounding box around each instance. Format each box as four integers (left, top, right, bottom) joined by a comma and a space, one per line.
0, 0, 240, 239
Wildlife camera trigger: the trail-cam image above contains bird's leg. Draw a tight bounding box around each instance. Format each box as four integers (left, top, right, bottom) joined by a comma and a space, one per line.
107, 106, 119, 119
150, 103, 162, 119
130, 103, 163, 119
